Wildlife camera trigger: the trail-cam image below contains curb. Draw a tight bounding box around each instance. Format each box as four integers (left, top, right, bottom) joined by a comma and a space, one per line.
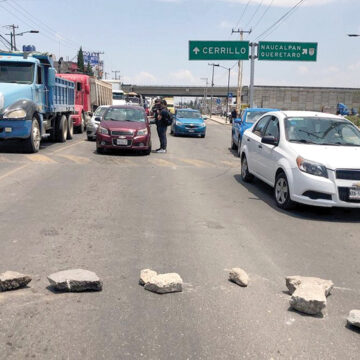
208, 117, 231, 126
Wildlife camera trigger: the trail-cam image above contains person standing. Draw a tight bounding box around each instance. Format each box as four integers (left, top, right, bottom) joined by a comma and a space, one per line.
155, 99, 171, 153
231, 108, 237, 124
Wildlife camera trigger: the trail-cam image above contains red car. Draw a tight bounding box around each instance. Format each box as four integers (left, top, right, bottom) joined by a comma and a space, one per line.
96, 106, 151, 155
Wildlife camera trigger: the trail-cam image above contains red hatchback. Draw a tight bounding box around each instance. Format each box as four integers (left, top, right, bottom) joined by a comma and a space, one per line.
96, 106, 151, 155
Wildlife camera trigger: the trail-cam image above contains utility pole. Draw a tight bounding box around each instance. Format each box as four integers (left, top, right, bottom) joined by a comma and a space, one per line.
249, 42, 257, 108
200, 77, 208, 113
232, 28, 251, 114
208, 63, 219, 117
112, 70, 120, 80
104, 72, 110, 80
4, 24, 18, 51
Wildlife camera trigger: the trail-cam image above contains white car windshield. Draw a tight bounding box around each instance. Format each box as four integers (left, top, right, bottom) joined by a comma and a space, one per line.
104, 108, 145, 122
244, 111, 268, 123
94, 107, 108, 117
285, 116, 360, 146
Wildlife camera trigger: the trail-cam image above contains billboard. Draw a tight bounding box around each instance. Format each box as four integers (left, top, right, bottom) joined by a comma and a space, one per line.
83, 51, 100, 67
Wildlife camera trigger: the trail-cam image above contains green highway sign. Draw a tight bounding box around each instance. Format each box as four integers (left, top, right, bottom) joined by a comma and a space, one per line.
189, 41, 249, 60
258, 41, 317, 61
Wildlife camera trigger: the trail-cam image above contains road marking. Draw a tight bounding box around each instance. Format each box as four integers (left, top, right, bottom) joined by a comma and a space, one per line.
149, 158, 177, 168
0, 155, 12, 163
221, 160, 239, 168
52, 140, 86, 154
26, 154, 56, 163
57, 154, 90, 164
179, 158, 215, 168
0, 163, 30, 182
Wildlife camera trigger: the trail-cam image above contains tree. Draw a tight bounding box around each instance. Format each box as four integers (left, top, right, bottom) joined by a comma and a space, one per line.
85, 62, 94, 76
77, 47, 85, 73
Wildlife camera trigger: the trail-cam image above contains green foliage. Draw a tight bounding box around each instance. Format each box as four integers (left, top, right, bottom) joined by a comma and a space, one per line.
77, 47, 85, 73
85, 62, 94, 76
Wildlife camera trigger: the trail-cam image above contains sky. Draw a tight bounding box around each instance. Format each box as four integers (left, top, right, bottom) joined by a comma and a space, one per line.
0, 0, 360, 89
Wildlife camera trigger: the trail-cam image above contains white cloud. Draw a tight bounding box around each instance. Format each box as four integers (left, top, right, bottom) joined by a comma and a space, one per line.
218, 20, 233, 29
169, 69, 198, 84
221, 0, 337, 7
297, 65, 309, 75
122, 72, 157, 85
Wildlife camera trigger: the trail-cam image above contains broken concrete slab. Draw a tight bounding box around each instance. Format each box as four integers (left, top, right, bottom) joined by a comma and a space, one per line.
144, 273, 183, 294
286, 275, 333, 297
289, 284, 327, 315
139, 269, 157, 286
347, 310, 360, 328
0, 271, 32, 291
229, 268, 249, 287
47, 269, 102, 292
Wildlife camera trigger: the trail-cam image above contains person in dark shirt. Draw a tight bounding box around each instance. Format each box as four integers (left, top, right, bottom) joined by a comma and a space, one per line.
231, 108, 237, 124
155, 99, 170, 153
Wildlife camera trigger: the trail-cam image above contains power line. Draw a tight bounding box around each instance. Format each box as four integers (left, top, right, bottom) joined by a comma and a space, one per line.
10, 0, 82, 49
0, 3, 77, 50
234, 0, 252, 29
254, 0, 306, 41
250, 0, 275, 34
245, 0, 265, 29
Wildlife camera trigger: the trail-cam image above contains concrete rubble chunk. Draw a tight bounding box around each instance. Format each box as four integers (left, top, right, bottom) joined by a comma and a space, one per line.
286, 275, 334, 297
0, 271, 32, 291
289, 284, 327, 315
347, 310, 360, 328
229, 268, 249, 287
144, 273, 183, 294
139, 269, 157, 286
47, 269, 102, 292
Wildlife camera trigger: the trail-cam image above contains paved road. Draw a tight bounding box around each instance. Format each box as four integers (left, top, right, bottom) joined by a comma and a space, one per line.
0, 121, 359, 360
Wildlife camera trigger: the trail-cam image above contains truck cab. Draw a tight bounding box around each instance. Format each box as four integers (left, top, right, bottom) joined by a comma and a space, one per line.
57, 73, 91, 133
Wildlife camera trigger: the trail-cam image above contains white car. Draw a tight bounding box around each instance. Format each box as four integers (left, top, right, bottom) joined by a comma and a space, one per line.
86, 105, 110, 141
240, 111, 360, 209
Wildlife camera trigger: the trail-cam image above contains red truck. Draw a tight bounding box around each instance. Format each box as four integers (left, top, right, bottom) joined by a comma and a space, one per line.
57, 74, 112, 133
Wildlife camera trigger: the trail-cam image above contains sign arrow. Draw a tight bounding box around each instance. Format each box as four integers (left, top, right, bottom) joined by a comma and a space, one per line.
193, 47, 200, 55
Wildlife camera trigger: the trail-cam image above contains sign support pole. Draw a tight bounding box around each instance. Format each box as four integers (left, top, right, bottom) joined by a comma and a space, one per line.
249, 42, 257, 108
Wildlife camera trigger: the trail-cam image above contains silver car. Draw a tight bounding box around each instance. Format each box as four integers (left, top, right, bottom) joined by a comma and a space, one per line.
87, 105, 110, 140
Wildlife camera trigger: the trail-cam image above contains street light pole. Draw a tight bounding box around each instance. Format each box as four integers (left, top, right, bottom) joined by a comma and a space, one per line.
4, 25, 39, 51
208, 63, 219, 117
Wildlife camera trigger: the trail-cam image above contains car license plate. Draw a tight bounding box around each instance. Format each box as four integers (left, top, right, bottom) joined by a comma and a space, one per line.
349, 188, 360, 200
116, 139, 128, 146
188, 129, 195, 133
5, 127, 12, 133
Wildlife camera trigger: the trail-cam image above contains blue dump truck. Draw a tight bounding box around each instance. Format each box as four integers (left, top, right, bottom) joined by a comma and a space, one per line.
0, 51, 75, 152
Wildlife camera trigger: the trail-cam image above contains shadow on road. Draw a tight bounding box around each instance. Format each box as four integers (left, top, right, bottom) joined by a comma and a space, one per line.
233, 174, 360, 223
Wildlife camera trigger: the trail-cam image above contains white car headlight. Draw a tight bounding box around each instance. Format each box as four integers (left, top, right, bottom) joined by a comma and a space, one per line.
200, 123, 206, 127
137, 128, 148, 136
99, 126, 109, 135
296, 156, 328, 178
4, 109, 26, 119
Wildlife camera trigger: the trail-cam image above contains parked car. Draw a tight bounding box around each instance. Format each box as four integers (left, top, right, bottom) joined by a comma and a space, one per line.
170, 108, 206, 137
96, 105, 151, 155
231, 107, 278, 156
86, 105, 110, 140
240, 110, 360, 210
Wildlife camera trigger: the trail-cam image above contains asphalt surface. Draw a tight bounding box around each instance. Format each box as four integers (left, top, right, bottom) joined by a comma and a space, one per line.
0, 120, 359, 360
